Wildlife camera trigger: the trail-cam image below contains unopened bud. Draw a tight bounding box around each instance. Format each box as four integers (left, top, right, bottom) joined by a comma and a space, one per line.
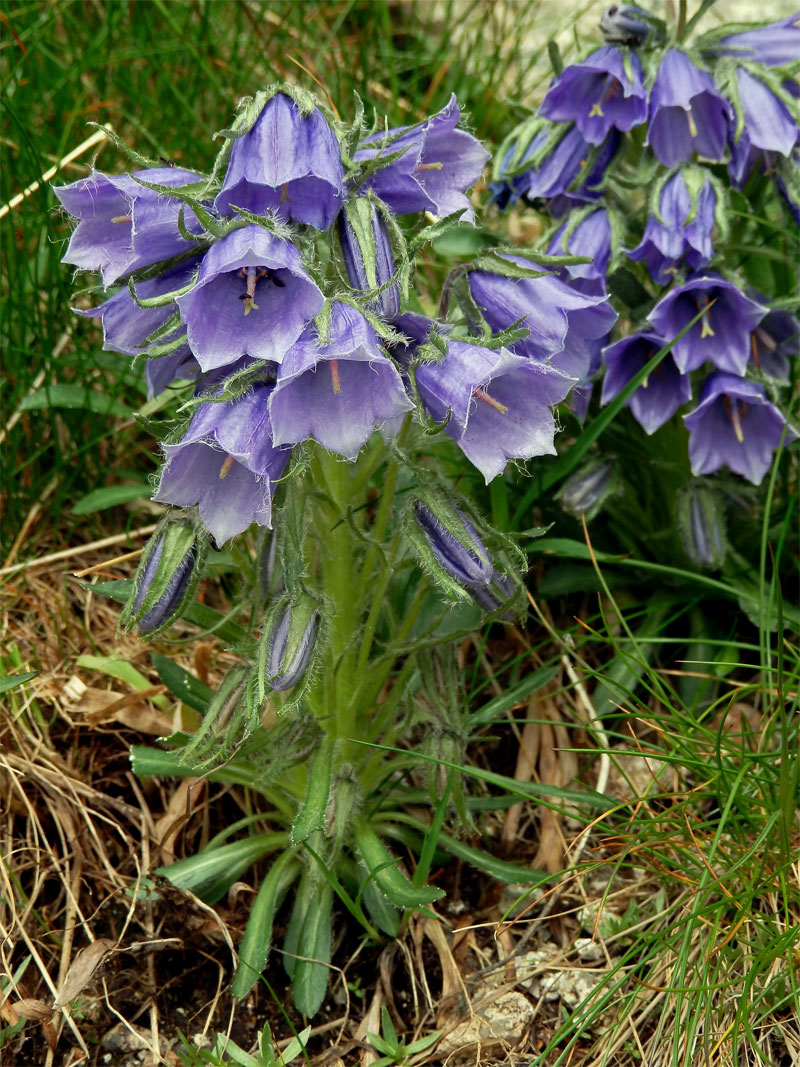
264, 599, 319, 692
558, 459, 617, 520
677, 484, 726, 570
338, 199, 399, 319
599, 4, 665, 47
414, 502, 494, 587
124, 518, 204, 635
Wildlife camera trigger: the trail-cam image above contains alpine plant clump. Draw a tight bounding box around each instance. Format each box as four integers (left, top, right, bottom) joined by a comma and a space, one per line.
55, 85, 611, 1014
491, 6, 798, 567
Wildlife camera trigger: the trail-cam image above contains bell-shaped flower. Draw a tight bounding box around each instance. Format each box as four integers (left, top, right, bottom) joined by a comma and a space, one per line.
683, 372, 797, 484
601, 331, 692, 434
175, 225, 325, 372
355, 95, 489, 222
539, 46, 647, 145
54, 167, 203, 286
648, 275, 767, 376
749, 306, 798, 383
468, 261, 617, 381
626, 170, 716, 284
268, 302, 412, 460
729, 67, 799, 184
646, 50, 731, 166
546, 207, 612, 293
523, 125, 619, 211
154, 383, 291, 544
710, 13, 800, 67
409, 329, 573, 482
215, 93, 345, 230
337, 200, 399, 319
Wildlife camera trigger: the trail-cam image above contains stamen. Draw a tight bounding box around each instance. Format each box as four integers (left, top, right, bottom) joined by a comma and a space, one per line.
416, 162, 443, 171
242, 266, 260, 316
696, 295, 715, 339
754, 326, 776, 353
219, 454, 236, 479
724, 396, 745, 444
110, 214, 132, 223
751, 332, 760, 369
329, 359, 341, 395
279, 182, 290, 204
687, 107, 698, 139
589, 103, 604, 118
473, 387, 508, 414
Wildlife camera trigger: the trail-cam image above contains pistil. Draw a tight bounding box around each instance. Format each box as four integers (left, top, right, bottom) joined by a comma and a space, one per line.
724, 396, 746, 443
219, 454, 236, 479
330, 359, 341, 395
111, 214, 132, 223
473, 387, 508, 414
696, 295, 715, 339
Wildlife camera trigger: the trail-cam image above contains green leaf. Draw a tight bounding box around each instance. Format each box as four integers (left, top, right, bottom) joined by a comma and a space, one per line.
71, 484, 150, 515
19, 385, 132, 418
155, 831, 288, 904
291, 740, 333, 845
233, 850, 301, 1000
291, 876, 333, 1017
0, 671, 38, 694
76, 653, 170, 710
353, 819, 445, 908
151, 653, 213, 713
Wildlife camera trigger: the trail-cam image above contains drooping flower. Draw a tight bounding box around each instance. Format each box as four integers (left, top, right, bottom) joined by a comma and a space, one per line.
215, 92, 346, 229
54, 167, 203, 286
268, 302, 412, 460
175, 225, 325, 372
355, 95, 490, 221
546, 207, 613, 293
488, 129, 543, 210
468, 261, 617, 380
337, 200, 399, 319
683, 372, 797, 484
523, 125, 620, 212
154, 383, 291, 544
730, 67, 799, 174
648, 275, 767, 376
539, 46, 647, 145
749, 306, 799, 383
709, 13, 800, 67
410, 330, 573, 482
626, 170, 716, 284
646, 50, 731, 166
601, 331, 692, 434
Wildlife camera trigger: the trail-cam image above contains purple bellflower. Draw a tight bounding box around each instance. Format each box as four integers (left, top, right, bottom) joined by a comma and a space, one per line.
215, 92, 345, 230
154, 384, 291, 545
546, 207, 612, 293
411, 332, 573, 482
731, 67, 799, 174
355, 95, 490, 222
338, 202, 399, 319
749, 306, 799, 383
539, 46, 647, 145
648, 275, 767, 376
489, 132, 542, 210
55, 167, 203, 286
175, 225, 324, 372
468, 261, 617, 381
711, 13, 800, 67
683, 372, 797, 484
268, 302, 412, 460
646, 50, 732, 166
522, 125, 620, 212
626, 170, 716, 284
601, 331, 692, 434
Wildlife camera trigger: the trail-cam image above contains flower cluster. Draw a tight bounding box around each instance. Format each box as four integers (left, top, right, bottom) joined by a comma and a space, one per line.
56, 86, 615, 556
491, 8, 798, 490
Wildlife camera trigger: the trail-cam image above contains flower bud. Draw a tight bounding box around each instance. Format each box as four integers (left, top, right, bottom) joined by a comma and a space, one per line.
338, 198, 399, 319
468, 569, 516, 618
414, 502, 493, 587
558, 459, 617, 520
599, 5, 665, 48
124, 518, 204, 635
677, 484, 726, 571
263, 598, 319, 692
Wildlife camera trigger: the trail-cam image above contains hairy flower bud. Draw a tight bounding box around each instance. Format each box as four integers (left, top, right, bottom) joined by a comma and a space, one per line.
599, 5, 665, 47
558, 459, 617, 520
263, 599, 319, 692
338, 199, 399, 319
124, 519, 204, 635
677, 485, 726, 571
414, 502, 493, 587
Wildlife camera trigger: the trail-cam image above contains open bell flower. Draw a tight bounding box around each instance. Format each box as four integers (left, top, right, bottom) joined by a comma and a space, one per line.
601, 331, 692, 434
749, 307, 799, 383
268, 302, 412, 460
154, 383, 291, 545
539, 45, 647, 145
648, 275, 767, 376
646, 50, 731, 167
175, 224, 324, 372
626, 170, 716, 284
710, 13, 800, 68
546, 207, 612, 293
355, 95, 489, 222
54, 167, 203, 286
683, 372, 797, 484
730, 68, 799, 174
215, 92, 345, 230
